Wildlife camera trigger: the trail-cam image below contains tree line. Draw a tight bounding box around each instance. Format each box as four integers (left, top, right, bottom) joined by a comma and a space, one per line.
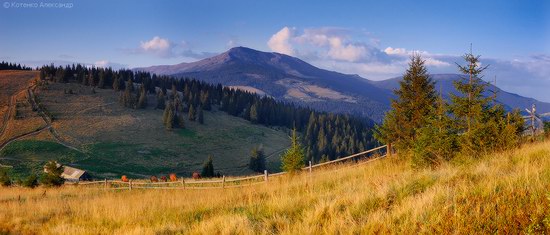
375, 51, 525, 167
0, 61, 32, 70
38, 63, 377, 164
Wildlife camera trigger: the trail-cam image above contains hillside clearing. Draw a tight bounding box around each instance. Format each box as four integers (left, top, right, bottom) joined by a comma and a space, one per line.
1, 81, 290, 178
1, 140, 549, 234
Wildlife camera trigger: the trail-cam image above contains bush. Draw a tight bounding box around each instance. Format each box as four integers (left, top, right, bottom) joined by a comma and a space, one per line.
41, 161, 64, 187
0, 169, 12, 187
22, 174, 39, 188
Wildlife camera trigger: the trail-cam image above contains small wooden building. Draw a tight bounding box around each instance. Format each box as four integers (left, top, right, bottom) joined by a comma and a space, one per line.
44, 163, 92, 182
61, 166, 92, 182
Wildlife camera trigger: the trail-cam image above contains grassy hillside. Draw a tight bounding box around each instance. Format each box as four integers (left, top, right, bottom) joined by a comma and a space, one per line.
1, 140, 549, 234
0, 81, 290, 178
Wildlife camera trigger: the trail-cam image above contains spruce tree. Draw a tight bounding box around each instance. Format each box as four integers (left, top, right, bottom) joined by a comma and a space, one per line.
449, 50, 493, 154
375, 54, 437, 153
156, 90, 166, 109
188, 104, 196, 121
198, 106, 204, 124
137, 85, 148, 109
250, 102, 259, 124
412, 95, 458, 167
201, 156, 215, 177
281, 128, 305, 172
249, 146, 266, 173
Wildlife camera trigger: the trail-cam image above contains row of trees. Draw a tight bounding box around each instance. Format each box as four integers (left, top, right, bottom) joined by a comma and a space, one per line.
0, 161, 64, 188
0, 61, 32, 70
375, 51, 524, 167
39, 64, 376, 162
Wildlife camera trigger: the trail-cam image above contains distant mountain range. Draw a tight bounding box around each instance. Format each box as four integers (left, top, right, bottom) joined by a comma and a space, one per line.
372, 74, 550, 115
135, 47, 550, 122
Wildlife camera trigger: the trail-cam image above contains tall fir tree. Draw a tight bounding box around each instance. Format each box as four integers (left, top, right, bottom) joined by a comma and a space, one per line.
249, 146, 266, 173
201, 156, 215, 178
375, 54, 437, 153
198, 106, 204, 124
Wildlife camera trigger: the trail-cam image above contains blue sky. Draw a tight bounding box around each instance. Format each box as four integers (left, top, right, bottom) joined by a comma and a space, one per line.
1, 0, 549, 101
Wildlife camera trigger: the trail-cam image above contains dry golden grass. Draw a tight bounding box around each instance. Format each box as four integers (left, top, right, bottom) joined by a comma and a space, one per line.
1, 140, 549, 234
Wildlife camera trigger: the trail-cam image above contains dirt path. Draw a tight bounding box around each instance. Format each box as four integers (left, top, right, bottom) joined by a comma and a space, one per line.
27, 88, 85, 154
0, 94, 15, 137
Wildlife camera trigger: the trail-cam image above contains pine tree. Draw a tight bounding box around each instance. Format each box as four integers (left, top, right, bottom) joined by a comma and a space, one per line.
188, 104, 196, 121
250, 102, 259, 123
412, 95, 458, 167
137, 85, 148, 109
201, 156, 215, 177
156, 90, 166, 109
281, 128, 305, 172
198, 106, 204, 124
374, 54, 437, 153
449, 49, 493, 154
98, 70, 105, 88
249, 146, 266, 173
163, 101, 174, 129
112, 74, 120, 91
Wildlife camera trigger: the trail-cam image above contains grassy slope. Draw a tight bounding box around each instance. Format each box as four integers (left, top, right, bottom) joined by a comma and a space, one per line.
0, 82, 290, 178
1, 140, 549, 234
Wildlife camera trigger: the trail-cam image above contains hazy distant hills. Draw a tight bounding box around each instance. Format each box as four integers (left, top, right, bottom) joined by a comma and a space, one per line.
135, 47, 550, 122
372, 74, 550, 114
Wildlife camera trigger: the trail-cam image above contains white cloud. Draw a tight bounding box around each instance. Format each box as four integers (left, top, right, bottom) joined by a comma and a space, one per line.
384, 47, 408, 56
140, 36, 173, 57
267, 27, 295, 56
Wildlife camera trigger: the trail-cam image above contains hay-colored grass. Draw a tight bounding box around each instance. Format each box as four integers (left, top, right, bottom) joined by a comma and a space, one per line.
1, 140, 549, 234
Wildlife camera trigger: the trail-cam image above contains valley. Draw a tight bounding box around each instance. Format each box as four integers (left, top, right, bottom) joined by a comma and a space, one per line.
0, 71, 291, 178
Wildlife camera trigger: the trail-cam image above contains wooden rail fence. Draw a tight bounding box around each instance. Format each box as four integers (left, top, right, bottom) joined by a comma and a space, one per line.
70, 144, 390, 190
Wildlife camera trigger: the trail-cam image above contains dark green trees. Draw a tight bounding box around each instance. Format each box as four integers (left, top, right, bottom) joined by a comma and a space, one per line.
188, 104, 196, 121
450, 51, 523, 154
249, 146, 266, 173
201, 156, 215, 178
41, 161, 65, 187
156, 91, 166, 109
281, 128, 305, 172
137, 85, 148, 109
198, 106, 204, 124
375, 53, 437, 153
0, 169, 11, 187
376, 49, 524, 167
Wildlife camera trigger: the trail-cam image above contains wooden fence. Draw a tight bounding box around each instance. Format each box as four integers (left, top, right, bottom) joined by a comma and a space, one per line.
71, 144, 390, 190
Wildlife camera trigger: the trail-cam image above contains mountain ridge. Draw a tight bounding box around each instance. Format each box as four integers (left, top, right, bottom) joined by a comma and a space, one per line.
135, 47, 550, 121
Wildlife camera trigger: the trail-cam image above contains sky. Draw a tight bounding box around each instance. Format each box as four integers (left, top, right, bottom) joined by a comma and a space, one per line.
1, 0, 549, 101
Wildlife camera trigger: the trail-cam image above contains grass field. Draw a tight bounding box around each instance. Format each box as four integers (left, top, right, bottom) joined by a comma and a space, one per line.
1, 140, 549, 234
1, 81, 290, 178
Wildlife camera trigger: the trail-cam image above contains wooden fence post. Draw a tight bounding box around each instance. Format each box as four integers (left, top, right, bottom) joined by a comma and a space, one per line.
129, 180, 132, 191
387, 143, 392, 157
264, 170, 268, 182
222, 175, 226, 189
181, 178, 185, 189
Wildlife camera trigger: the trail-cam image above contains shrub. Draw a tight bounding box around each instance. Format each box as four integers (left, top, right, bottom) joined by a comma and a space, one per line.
41, 161, 65, 187
22, 174, 39, 188
0, 169, 12, 187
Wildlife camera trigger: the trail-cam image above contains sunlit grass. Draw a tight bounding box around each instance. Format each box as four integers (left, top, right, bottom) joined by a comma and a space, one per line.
1, 141, 549, 234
